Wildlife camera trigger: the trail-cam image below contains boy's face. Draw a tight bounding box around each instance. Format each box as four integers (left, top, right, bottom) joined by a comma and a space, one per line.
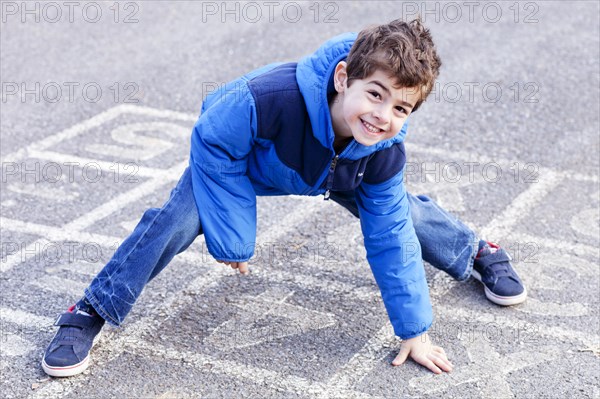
330, 62, 420, 147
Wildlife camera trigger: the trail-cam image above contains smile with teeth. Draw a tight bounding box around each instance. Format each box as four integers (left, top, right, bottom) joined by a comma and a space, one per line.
361, 119, 383, 134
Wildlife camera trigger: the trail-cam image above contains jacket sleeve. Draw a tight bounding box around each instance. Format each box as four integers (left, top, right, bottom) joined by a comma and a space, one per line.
189, 84, 257, 262
355, 167, 433, 339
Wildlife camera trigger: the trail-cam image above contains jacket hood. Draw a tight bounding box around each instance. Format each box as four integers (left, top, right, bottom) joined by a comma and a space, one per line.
296, 32, 409, 159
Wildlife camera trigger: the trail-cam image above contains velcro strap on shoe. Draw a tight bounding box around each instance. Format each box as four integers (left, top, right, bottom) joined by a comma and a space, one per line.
54, 312, 97, 329
476, 248, 512, 269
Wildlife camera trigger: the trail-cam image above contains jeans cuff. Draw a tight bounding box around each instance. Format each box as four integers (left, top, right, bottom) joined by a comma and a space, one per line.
84, 287, 122, 328
455, 233, 479, 282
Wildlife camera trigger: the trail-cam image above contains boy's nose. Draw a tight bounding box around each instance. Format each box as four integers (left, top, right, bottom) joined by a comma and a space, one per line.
372, 107, 390, 125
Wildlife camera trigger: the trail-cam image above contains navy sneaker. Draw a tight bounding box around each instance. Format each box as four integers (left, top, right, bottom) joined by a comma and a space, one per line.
472, 241, 527, 306
42, 302, 105, 377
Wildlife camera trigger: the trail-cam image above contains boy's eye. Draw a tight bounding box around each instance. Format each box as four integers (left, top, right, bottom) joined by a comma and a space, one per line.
395, 106, 407, 114
368, 91, 381, 99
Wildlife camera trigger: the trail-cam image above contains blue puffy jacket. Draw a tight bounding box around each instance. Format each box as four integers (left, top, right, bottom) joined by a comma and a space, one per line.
189, 32, 433, 339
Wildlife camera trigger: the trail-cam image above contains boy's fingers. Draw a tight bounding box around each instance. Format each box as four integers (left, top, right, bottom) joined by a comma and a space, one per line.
217, 261, 249, 274
433, 346, 446, 356
217, 260, 232, 266
238, 262, 249, 275
392, 346, 410, 366
423, 359, 443, 374
430, 355, 453, 372
432, 347, 452, 365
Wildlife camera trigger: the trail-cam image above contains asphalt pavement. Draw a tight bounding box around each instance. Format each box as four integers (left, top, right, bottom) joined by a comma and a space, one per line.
1, 1, 599, 398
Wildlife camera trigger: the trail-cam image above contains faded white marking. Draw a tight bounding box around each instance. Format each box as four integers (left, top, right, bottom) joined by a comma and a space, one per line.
1, 199, 17, 207
63, 160, 187, 231
1, 104, 196, 165
255, 196, 324, 244
480, 169, 563, 239
328, 323, 396, 388
408, 143, 599, 184
408, 334, 560, 397
516, 297, 588, 317
204, 288, 336, 351
85, 122, 188, 161
438, 306, 600, 349
0, 218, 121, 256
45, 261, 104, 277
0, 308, 53, 327
179, 246, 378, 302
131, 340, 382, 399
570, 207, 600, 239
0, 333, 36, 356
520, 250, 598, 292
32, 275, 88, 296
120, 218, 139, 232
7, 182, 78, 201
29, 149, 176, 180
1, 238, 53, 273
511, 232, 597, 258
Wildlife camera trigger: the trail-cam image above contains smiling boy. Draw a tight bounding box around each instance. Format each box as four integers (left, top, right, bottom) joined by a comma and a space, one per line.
42, 18, 525, 377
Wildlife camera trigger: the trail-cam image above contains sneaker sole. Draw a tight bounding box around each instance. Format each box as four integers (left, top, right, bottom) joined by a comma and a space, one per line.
41, 330, 102, 377
471, 270, 528, 306
42, 355, 89, 377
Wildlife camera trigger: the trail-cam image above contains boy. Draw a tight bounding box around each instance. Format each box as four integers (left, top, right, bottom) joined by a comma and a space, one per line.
42, 18, 526, 377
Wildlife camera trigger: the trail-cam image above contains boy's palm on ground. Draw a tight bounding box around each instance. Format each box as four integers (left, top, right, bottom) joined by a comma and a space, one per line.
392, 333, 453, 374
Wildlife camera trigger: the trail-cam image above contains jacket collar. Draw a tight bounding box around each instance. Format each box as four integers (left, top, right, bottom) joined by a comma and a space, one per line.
296, 32, 409, 160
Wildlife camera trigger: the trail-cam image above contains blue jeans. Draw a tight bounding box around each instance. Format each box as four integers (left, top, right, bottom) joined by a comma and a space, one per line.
85, 167, 477, 327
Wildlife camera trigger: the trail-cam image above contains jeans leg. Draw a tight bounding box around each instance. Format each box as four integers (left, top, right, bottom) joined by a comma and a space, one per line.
85, 166, 202, 326
328, 191, 477, 281
407, 194, 478, 281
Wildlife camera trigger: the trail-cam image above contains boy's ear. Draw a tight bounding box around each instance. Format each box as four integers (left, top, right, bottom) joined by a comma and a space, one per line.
333, 61, 348, 93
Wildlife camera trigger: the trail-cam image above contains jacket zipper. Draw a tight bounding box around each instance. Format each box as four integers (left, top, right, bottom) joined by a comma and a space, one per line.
323, 154, 339, 200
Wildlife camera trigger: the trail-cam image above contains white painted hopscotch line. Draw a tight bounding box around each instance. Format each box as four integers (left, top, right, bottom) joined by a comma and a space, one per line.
44, 261, 105, 278
0, 104, 197, 165
480, 168, 563, 239
28, 149, 178, 180
180, 247, 378, 303
511, 232, 598, 258
63, 161, 187, 231
408, 143, 599, 184
438, 306, 600, 349
516, 298, 588, 317
408, 334, 560, 397
1, 160, 186, 273
252, 267, 378, 302
1, 218, 376, 304
327, 323, 396, 389
1, 237, 52, 273
1, 334, 37, 357
6, 182, 79, 201
129, 340, 383, 399
203, 288, 336, 351
0, 308, 54, 328
1, 208, 137, 248
31, 275, 89, 297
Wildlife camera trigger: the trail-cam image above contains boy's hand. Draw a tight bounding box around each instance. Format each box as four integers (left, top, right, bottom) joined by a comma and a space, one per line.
216, 260, 249, 275
392, 332, 453, 374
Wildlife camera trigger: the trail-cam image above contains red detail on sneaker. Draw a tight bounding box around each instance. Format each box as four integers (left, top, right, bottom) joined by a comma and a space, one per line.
68, 305, 76, 313
477, 241, 500, 258
487, 241, 500, 250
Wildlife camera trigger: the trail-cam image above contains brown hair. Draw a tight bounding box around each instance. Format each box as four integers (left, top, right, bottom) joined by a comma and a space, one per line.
346, 18, 441, 111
